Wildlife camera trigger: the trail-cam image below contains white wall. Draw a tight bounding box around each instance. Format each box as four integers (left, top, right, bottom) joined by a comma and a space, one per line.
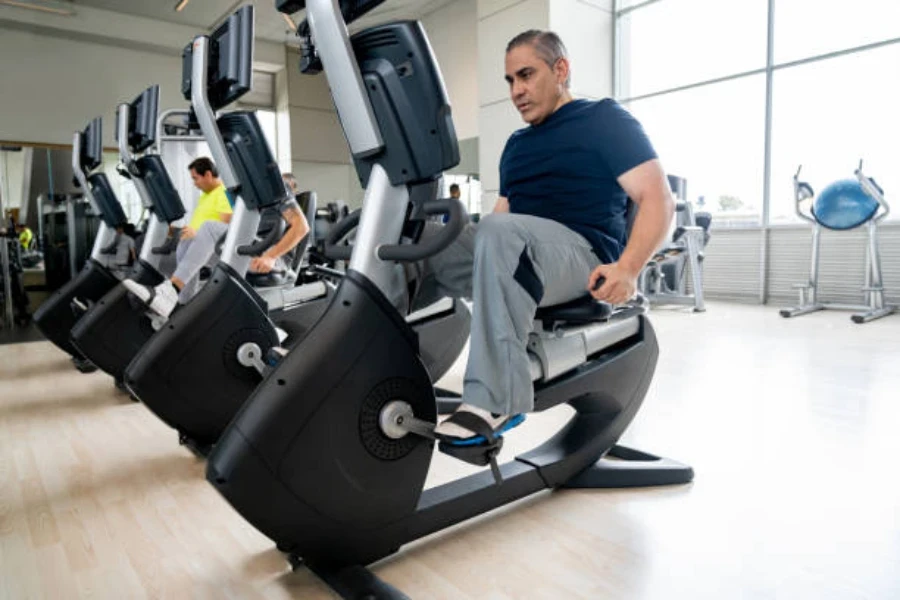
284, 1, 481, 210
421, 0, 479, 141
0, 28, 188, 147
285, 47, 363, 209
0, 149, 28, 213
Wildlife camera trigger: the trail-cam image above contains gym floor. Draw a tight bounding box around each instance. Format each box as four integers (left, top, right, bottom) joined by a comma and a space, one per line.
1, 302, 898, 599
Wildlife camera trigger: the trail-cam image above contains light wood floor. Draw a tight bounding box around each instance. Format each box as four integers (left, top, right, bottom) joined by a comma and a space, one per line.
2, 303, 899, 599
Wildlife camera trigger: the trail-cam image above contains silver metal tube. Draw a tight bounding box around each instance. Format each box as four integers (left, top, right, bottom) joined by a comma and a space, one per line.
37, 193, 44, 250
867, 220, 884, 309
347, 164, 410, 297
307, 0, 383, 157
808, 225, 821, 305
138, 213, 169, 266
219, 198, 259, 275
189, 36, 238, 188
158, 135, 206, 142
116, 104, 131, 165
155, 108, 201, 150
89, 221, 117, 265
67, 195, 77, 277
686, 232, 705, 311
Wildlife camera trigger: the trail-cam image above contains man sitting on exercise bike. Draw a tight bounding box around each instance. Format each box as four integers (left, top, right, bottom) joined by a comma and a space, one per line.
123, 161, 310, 320
421, 30, 675, 446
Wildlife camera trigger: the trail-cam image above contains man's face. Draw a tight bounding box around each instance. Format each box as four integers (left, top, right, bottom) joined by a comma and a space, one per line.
190, 168, 212, 193
505, 43, 568, 126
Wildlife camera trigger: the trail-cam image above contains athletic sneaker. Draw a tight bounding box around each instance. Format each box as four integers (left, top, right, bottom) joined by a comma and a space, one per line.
122, 279, 179, 320
434, 403, 525, 444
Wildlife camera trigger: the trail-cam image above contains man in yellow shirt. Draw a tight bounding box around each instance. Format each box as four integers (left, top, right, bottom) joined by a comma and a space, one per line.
124, 168, 311, 323
16, 223, 33, 250
183, 157, 233, 237
124, 157, 233, 317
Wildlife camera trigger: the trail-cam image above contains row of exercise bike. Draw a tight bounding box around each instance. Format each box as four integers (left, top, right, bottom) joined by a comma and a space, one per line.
33, 1, 695, 597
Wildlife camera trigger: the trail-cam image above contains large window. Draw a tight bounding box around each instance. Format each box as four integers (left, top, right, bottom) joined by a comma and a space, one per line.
628, 75, 766, 226
615, 0, 900, 227
774, 0, 900, 64
769, 43, 900, 224
617, 0, 767, 99
255, 109, 279, 160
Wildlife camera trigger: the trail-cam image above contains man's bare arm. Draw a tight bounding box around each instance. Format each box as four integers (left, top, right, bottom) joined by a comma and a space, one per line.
588, 158, 674, 303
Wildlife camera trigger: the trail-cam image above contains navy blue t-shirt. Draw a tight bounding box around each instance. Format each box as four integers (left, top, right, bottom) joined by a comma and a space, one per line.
499, 98, 657, 262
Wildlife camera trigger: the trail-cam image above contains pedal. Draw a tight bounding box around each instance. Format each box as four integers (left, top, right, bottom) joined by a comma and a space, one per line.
438, 439, 505, 485
380, 401, 506, 485
265, 346, 289, 368
237, 342, 268, 377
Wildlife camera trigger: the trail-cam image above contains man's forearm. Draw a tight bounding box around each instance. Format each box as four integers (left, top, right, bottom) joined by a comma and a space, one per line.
265, 214, 309, 260
617, 193, 673, 276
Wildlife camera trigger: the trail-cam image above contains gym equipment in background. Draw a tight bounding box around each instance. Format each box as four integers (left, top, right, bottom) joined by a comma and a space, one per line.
69, 85, 188, 389
780, 162, 895, 324
33, 117, 129, 371
204, 2, 693, 598
638, 174, 711, 312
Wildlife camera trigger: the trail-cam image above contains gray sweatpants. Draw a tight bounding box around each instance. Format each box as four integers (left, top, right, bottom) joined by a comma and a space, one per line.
174, 220, 229, 304
409, 213, 601, 415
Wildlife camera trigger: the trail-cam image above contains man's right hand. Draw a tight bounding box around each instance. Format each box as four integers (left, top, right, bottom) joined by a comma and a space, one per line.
180, 226, 196, 240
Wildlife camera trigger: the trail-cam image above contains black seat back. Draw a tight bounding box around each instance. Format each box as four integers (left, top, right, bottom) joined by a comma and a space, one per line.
289, 191, 317, 271
536, 198, 639, 327
87, 173, 127, 227
350, 21, 459, 187
218, 111, 287, 210
256, 206, 286, 239
135, 155, 186, 223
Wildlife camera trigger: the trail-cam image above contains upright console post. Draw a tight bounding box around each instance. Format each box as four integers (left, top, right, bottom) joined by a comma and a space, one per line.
188, 34, 258, 275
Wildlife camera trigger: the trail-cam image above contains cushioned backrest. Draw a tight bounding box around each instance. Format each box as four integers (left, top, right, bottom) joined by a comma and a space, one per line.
87, 173, 127, 228
218, 111, 287, 210
135, 155, 186, 223
290, 191, 317, 270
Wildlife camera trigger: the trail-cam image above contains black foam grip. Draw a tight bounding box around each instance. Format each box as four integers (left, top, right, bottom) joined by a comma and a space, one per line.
377, 197, 466, 262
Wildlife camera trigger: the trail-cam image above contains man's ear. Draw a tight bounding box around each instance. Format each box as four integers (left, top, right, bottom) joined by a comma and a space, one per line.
555, 57, 570, 86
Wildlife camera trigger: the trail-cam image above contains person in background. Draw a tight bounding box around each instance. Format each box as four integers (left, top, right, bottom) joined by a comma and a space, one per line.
124, 172, 310, 320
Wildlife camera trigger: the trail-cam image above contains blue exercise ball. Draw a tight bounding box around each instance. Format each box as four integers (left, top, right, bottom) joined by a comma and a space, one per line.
812, 179, 879, 230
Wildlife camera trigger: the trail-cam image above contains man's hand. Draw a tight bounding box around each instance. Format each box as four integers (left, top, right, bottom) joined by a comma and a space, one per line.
588, 262, 639, 304
180, 226, 196, 240
250, 255, 276, 273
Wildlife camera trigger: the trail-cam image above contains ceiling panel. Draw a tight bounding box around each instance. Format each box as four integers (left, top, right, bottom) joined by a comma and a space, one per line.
59, 0, 460, 43
69, 0, 238, 28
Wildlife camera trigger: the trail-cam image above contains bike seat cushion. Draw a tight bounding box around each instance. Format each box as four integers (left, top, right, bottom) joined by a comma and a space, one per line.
535, 294, 613, 325
246, 272, 288, 288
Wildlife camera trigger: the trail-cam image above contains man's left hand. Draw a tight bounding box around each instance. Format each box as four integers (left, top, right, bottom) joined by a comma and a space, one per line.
587, 262, 639, 304
250, 255, 276, 273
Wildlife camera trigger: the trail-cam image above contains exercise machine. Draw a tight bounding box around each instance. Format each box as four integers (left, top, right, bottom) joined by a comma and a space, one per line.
205, 2, 693, 597
780, 162, 895, 324
121, 6, 343, 453
33, 117, 128, 371
69, 85, 188, 387
638, 174, 711, 312
124, 4, 470, 457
